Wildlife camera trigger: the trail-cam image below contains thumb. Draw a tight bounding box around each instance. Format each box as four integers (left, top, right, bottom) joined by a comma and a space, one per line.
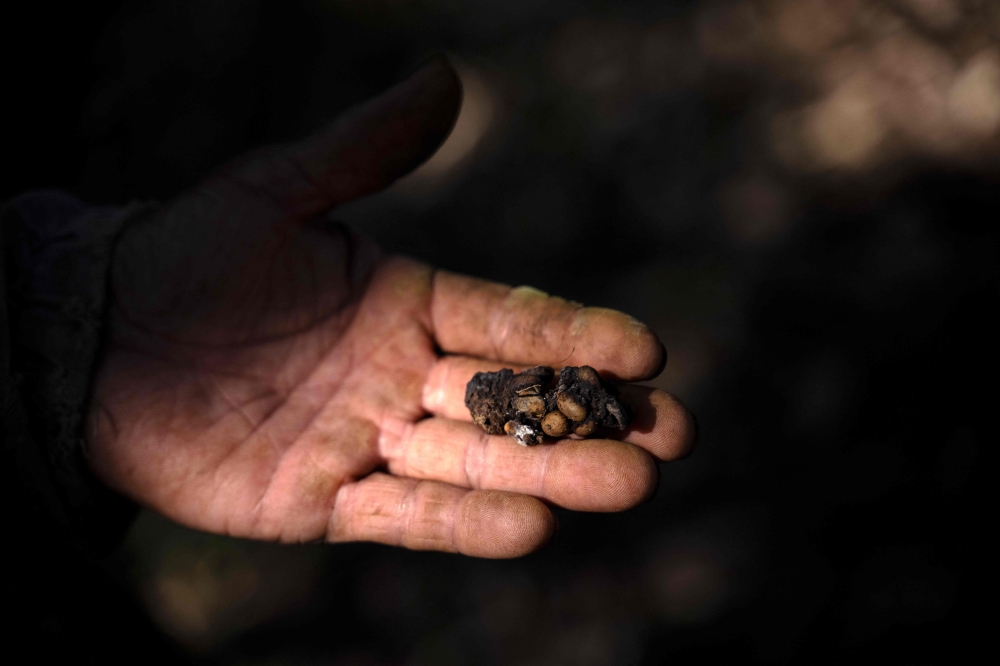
219, 55, 462, 219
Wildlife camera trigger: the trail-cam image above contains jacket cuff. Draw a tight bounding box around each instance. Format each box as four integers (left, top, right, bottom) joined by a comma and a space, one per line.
1, 191, 157, 554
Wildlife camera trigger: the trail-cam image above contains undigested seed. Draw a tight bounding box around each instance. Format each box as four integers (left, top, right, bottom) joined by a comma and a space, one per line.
556, 393, 588, 422
541, 411, 570, 437
513, 395, 547, 417
465, 365, 632, 446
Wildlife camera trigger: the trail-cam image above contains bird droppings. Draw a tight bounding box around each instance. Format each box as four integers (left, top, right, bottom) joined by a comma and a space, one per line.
465, 365, 631, 445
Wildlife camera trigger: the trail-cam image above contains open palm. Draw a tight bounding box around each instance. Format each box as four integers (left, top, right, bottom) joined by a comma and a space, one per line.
86, 59, 695, 558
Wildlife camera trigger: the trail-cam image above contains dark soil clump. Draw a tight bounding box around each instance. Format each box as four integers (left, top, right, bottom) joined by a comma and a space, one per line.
464, 365, 631, 445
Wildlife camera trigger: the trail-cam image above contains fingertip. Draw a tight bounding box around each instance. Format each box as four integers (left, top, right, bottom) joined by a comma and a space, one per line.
652, 339, 668, 379
285, 52, 465, 213
407, 53, 463, 121
617, 386, 698, 461
655, 391, 698, 460
685, 409, 700, 459
574, 309, 665, 381
455, 491, 555, 558
611, 441, 659, 509
631, 320, 667, 381
548, 440, 658, 512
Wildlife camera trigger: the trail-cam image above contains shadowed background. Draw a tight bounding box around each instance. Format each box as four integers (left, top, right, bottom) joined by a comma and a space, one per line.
5, 0, 992, 663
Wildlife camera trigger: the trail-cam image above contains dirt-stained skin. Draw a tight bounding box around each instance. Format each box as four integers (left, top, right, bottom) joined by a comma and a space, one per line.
85, 58, 696, 560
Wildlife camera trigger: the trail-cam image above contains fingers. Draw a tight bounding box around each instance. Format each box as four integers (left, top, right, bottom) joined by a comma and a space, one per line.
329, 473, 554, 558
422, 355, 510, 421
430, 272, 665, 381
421, 356, 696, 462
608, 385, 698, 461
379, 418, 658, 512
224, 56, 462, 219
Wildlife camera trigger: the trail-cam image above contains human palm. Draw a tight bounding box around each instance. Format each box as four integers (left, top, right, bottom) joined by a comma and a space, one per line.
86, 60, 695, 558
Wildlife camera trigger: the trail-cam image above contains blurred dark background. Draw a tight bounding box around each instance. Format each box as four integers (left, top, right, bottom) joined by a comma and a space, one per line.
5, 0, 994, 663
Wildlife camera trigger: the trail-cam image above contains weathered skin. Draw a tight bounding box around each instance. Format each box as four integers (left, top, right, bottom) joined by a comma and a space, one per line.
85, 59, 697, 559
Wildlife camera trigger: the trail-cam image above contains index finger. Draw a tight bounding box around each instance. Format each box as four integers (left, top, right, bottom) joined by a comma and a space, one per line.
430, 272, 665, 381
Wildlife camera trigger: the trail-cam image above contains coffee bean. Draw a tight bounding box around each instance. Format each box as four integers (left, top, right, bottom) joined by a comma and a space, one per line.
466, 365, 630, 444
541, 411, 570, 437
513, 396, 546, 417
577, 366, 601, 386
556, 392, 588, 422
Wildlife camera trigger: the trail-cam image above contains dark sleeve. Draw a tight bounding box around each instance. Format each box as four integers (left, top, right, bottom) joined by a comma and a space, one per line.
0, 191, 157, 553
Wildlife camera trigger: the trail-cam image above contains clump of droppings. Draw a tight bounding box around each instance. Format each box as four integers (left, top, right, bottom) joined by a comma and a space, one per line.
465, 365, 631, 446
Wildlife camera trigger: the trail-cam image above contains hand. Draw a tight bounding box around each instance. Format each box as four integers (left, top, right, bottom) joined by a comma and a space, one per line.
86, 59, 696, 558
